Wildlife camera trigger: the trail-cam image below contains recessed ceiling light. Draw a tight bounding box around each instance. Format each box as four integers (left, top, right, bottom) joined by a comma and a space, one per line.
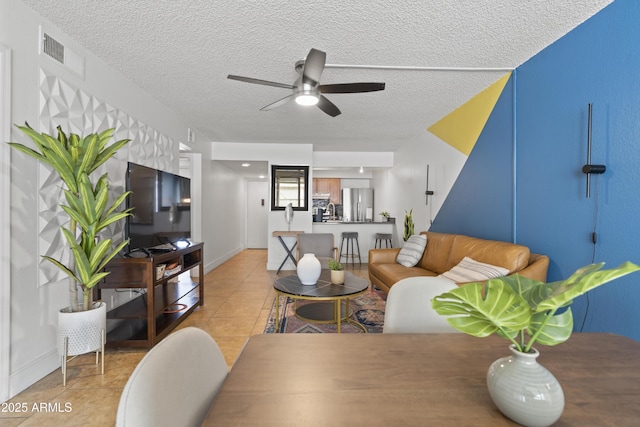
241, 163, 251, 167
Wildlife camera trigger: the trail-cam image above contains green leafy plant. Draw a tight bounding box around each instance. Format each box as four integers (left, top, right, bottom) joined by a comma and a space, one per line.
328, 258, 344, 271
8, 123, 132, 311
432, 261, 640, 353
403, 208, 414, 241
379, 211, 390, 218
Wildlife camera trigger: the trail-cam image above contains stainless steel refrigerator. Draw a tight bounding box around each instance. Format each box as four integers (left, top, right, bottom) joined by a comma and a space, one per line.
341, 188, 374, 222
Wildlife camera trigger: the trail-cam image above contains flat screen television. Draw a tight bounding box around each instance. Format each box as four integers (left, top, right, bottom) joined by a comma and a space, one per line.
125, 162, 191, 253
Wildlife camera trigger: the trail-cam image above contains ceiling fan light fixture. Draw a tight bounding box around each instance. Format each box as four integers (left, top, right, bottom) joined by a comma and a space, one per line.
229, 48, 385, 116
295, 94, 319, 106
295, 82, 319, 106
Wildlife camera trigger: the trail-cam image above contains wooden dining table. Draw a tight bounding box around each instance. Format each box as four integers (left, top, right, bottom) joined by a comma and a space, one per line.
202, 333, 640, 426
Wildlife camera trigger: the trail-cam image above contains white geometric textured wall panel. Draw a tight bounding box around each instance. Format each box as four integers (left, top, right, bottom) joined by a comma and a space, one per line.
37, 69, 177, 287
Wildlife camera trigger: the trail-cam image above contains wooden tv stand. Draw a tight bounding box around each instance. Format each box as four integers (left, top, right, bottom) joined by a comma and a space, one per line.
98, 242, 204, 349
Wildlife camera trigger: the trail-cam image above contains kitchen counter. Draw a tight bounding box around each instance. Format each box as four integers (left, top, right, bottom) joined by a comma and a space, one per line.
312, 221, 396, 263
314, 221, 392, 225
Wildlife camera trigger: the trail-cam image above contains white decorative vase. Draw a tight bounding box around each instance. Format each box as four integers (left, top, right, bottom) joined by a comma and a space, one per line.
486, 345, 564, 427
297, 253, 321, 285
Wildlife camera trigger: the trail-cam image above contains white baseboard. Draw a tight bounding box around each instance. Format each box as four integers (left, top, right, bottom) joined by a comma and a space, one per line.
204, 247, 244, 274
9, 348, 60, 398
266, 262, 296, 271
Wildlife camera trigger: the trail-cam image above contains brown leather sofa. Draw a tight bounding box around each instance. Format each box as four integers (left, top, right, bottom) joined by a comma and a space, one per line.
368, 231, 549, 294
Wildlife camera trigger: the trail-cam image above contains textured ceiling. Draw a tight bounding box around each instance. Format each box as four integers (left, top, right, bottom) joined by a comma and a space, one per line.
21, 0, 612, 152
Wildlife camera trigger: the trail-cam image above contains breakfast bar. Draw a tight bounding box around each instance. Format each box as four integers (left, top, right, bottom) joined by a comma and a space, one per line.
312, 221, 395, 263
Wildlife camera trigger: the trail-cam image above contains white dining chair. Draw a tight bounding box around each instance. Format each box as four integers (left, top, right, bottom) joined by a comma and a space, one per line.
116, 327, 228, 427
383, 276, 461, 333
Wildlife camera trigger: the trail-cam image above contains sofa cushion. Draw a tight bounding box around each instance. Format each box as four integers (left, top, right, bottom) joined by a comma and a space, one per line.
371, 263, 437, 286
419, 232, 456, 274
440, 257, 509, 283
396, 234, 427, 267
447, 235, 530, 273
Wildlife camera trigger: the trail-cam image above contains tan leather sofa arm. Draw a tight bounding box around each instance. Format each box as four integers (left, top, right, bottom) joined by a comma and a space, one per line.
516, 253, 550, 282
369, 248, 401, 265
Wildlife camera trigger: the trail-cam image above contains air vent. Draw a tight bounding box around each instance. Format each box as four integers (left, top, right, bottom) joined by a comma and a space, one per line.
39, 27, 85, 79
43, 33, 64, 63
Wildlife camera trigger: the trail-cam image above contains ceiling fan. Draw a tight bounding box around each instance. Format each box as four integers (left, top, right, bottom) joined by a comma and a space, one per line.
227, 48, 385, 117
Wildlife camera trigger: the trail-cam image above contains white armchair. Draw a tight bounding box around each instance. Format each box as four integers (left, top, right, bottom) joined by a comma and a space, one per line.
383, 276, 461, 333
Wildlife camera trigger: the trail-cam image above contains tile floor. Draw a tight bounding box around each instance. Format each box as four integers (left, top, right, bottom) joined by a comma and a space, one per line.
0, 249, 369, 426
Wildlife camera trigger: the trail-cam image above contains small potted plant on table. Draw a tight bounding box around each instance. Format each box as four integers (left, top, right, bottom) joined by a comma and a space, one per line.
328, 259, 345, 285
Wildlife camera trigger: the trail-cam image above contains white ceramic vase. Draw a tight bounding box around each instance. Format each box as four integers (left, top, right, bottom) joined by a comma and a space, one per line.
486, 345, 564, 427
297, 253, 321, 285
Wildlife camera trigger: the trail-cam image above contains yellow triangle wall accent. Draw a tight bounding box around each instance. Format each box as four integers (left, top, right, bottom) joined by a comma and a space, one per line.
428, 72, 512, 155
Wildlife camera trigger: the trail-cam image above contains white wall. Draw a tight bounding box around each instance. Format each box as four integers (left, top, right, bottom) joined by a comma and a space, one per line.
211, 142, 314, 270
0, 0, 244, 398
201, 160, 247, 270
0, 41, 12, 403
371, 130, 467, 240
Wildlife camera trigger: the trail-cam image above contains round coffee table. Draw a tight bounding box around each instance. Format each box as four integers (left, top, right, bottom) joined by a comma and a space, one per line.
273, 270, 369, 333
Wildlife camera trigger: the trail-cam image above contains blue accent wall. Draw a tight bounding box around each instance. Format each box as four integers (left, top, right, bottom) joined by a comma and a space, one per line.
431, 77, 515, 243
432, 0, 640, 341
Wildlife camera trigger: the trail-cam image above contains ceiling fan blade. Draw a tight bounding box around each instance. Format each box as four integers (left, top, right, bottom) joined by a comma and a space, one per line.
260, 94, 294, 111
227, 75, 294, 90
301, 48, 326, 86
317, 95, 341, 117
319, 82, 386, 94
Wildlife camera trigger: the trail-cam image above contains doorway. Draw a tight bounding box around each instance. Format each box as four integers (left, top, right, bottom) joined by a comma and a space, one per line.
246, 181, 268, 248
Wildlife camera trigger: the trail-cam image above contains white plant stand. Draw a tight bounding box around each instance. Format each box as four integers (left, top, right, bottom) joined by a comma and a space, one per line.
57, 301, 106, 386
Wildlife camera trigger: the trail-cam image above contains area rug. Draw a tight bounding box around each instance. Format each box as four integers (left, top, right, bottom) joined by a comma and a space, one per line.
263, 287, 386, 333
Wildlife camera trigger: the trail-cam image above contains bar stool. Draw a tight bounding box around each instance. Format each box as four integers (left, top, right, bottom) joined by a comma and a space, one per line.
374, 233, 393, 248
339, 232, 361, 266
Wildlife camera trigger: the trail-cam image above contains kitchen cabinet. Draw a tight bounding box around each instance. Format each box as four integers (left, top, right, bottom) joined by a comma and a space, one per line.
313, 178, 341, 204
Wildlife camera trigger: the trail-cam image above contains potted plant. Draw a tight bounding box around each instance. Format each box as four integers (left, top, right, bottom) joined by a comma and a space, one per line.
431, 261, 640, 427
9, 123, 132, 311
328, 258, 345, 285
403, 208, 414, 241
379, 211, 390, 222
9, 123, 132, 384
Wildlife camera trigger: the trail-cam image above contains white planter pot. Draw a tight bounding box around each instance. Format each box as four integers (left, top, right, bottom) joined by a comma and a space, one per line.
57, 301, 106, 386
297, 253, 321, 285
330, 269, 345, 285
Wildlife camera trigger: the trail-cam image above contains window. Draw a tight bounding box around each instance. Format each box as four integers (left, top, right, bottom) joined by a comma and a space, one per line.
271, 165, 309, 211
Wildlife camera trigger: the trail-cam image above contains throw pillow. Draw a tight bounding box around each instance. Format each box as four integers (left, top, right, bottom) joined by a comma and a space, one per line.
396, 234, 428, 267
440, 256, 509, 283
